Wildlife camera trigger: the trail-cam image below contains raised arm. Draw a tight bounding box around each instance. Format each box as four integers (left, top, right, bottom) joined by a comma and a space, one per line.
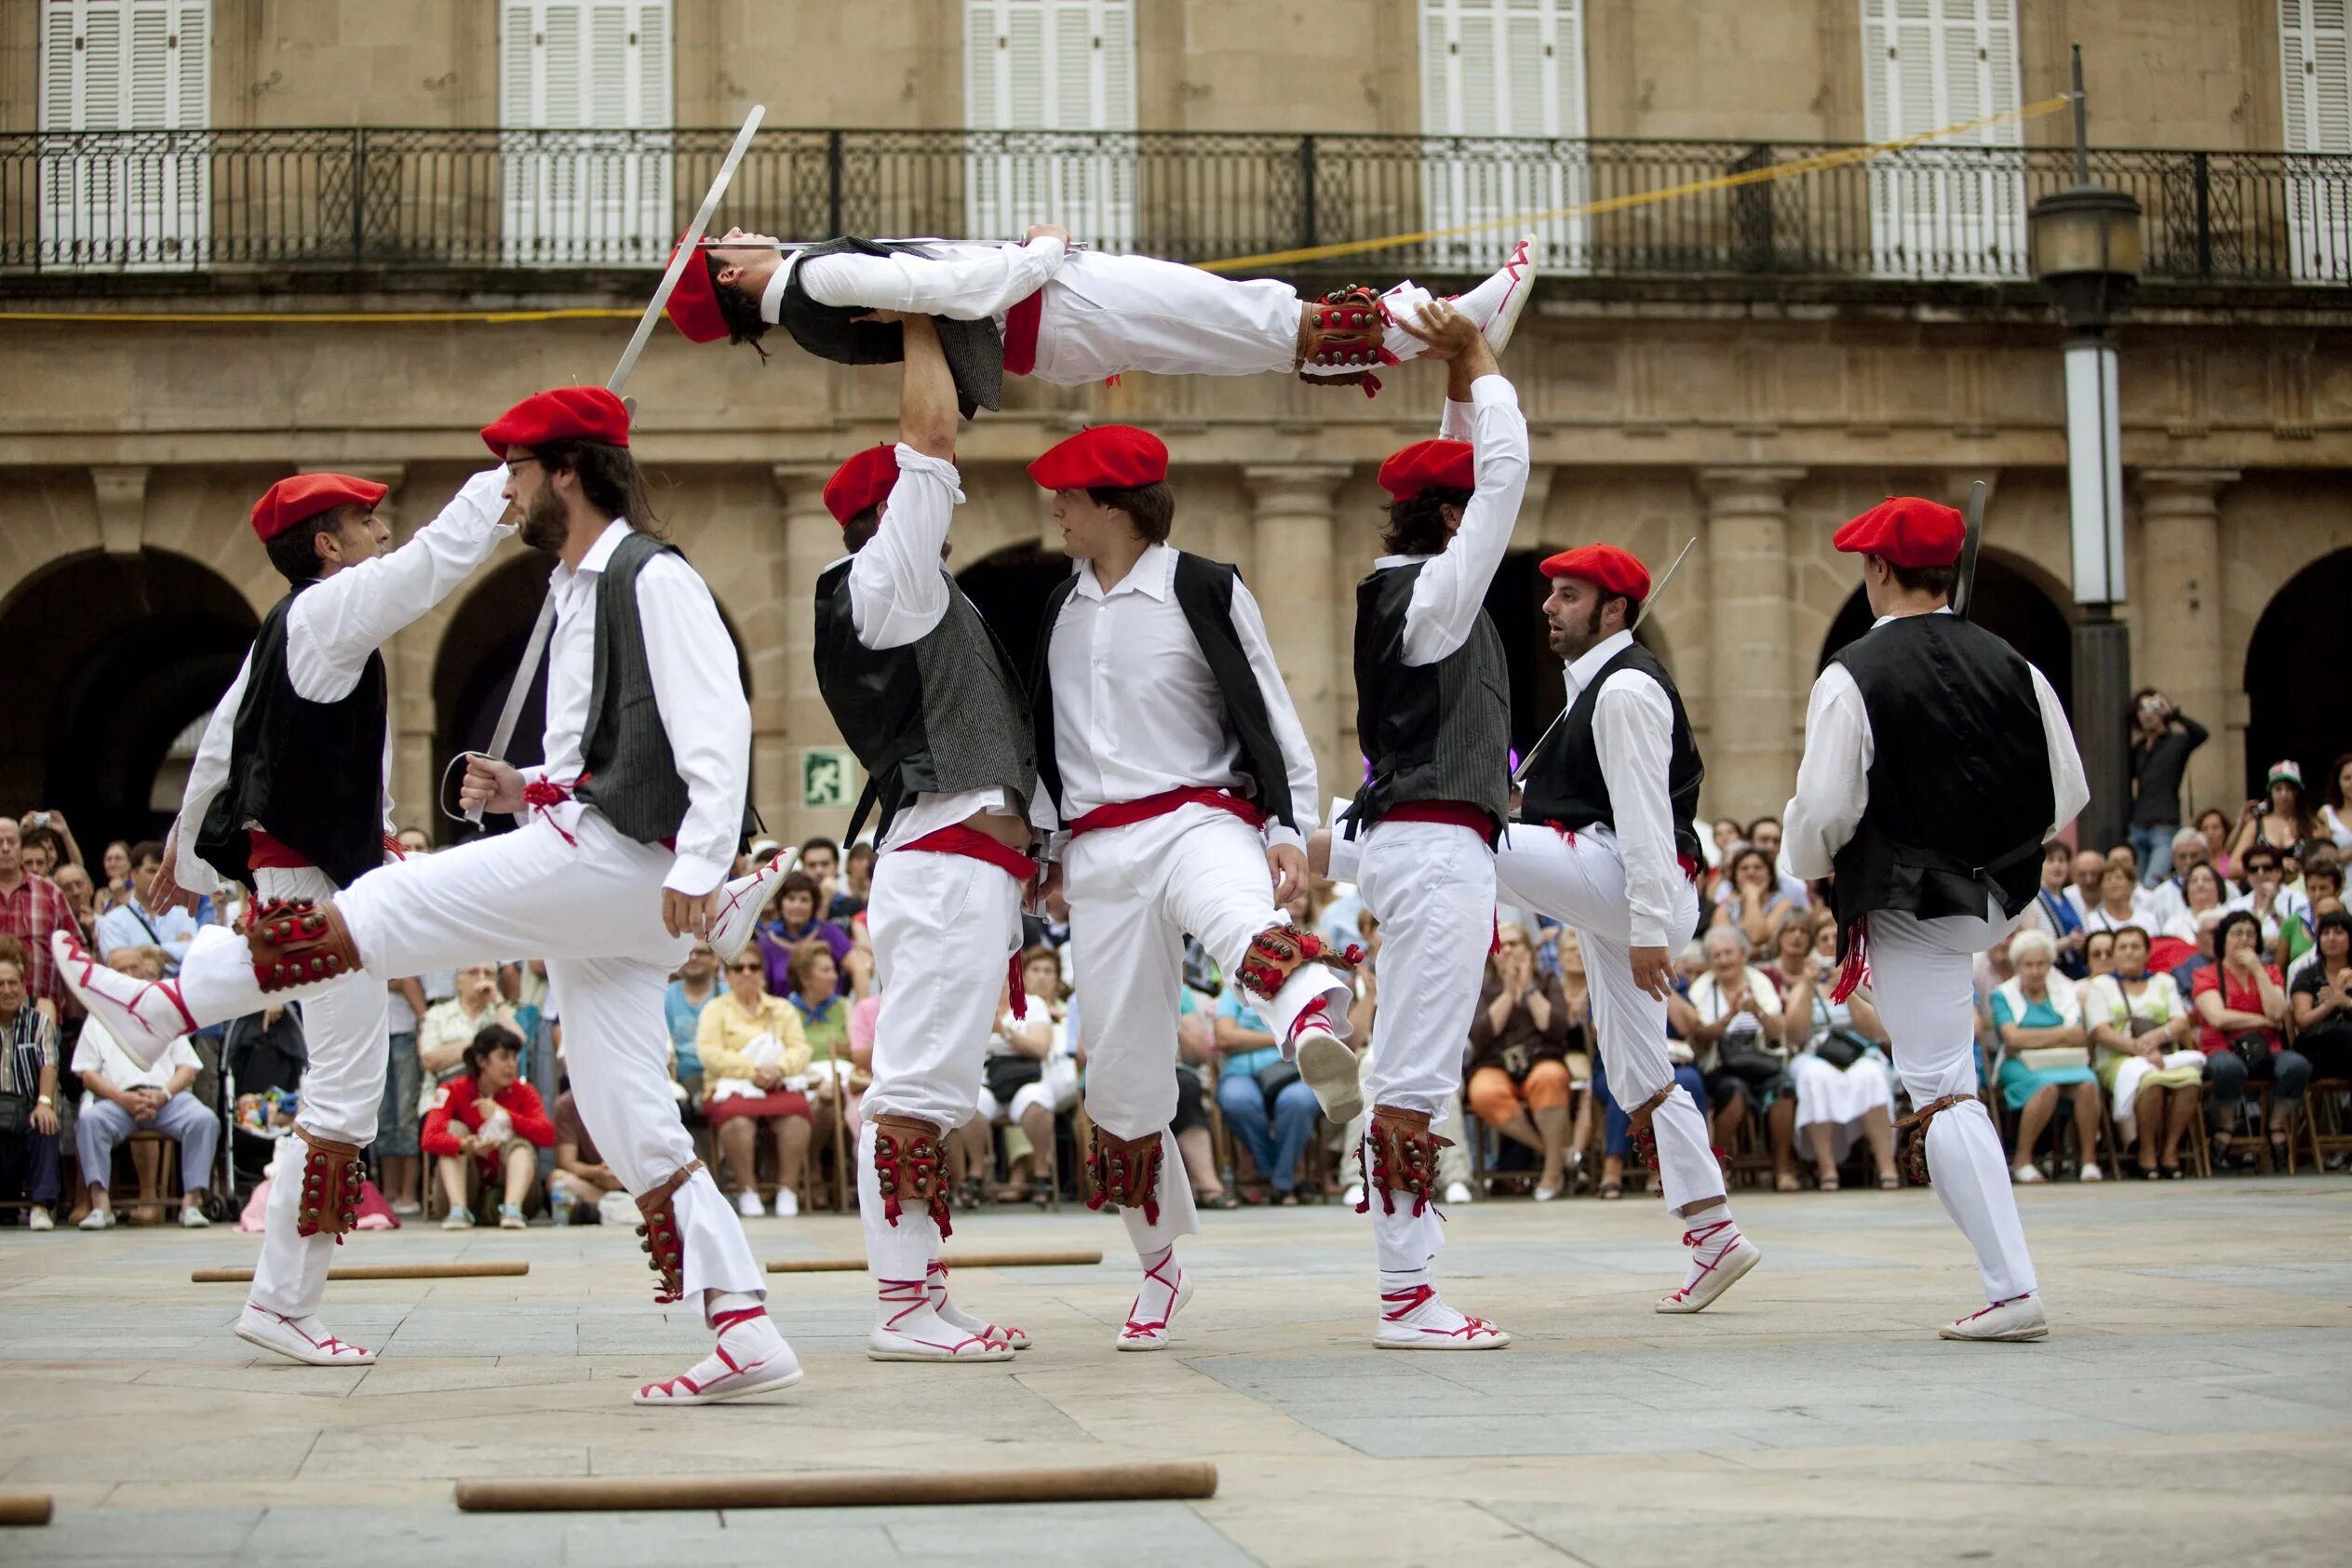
847, 313, 961, 651
1392, 303, 1526, 666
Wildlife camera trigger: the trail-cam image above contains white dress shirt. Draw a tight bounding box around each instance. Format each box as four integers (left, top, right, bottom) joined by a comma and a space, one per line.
525, 519, 749, 897
1034, 543, 1317, 854
840, 445, 1014, 854
1781, 609, 2090, 884
1555, 627, 1684, 951
1371, 376, 1529, 666
176, 467, 515, 894
72, 1017, 200, 1111
761, 235, 1068, 327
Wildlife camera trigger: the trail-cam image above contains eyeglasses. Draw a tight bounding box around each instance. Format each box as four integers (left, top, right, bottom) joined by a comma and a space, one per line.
728, 961, 763, 972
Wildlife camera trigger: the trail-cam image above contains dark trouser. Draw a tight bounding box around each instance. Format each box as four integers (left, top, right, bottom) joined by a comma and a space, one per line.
2205, 1047, 2313, 1127
0, 1126, 60, 1213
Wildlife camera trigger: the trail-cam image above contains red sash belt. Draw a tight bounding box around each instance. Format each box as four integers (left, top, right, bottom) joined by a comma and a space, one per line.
522, 774, 676, 851
1002, 289, 1044, 376
1381, 800, 1494, 835
903, 824, 1042, 1015
1068, 787, 1266, 840
246, 828, 313, 871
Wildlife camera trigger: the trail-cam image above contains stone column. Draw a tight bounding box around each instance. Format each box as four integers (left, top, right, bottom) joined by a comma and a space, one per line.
2135, 469, 2238, 822
1244, 464, 1353, 817
770, 464, 849, 844
1694, 467, 1807, 824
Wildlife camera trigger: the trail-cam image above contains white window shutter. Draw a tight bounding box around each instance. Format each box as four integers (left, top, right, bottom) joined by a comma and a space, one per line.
2279, 0, 2352, 281
500, 0, 671, 265
1419, 2, 1588, 269
1861, 0, 2023, 278
962, 0, 1131, 245
40, 1, 208, 269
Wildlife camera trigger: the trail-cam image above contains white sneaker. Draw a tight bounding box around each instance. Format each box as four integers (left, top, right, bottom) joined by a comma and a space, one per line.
1375, 1283, 1511, 1350
235, 1305, 376, 1366
1656, 1217, 1761, 1315
390, 1199, 422, 1217
2011, 1163, 2045, 1185
27, 1206, 53, 1231
710, 850, 797, 965
440, 1206, 474, 1230
635, 1307, 804, 1405
180, 1204, 210, 1228
1341, 1182, 1365, 1211
51, 930, 191, 1069
773, 1186, 800, 1218
2079, 1163, 2103, 1183
1444, 1180, 1474, 1206
736, 1188, 766, 1219
1472, 234, 1538, 356
1940, 1292, 2050, 1342
1294, 1027, 1363, 1125
79, 1207, 114, 1231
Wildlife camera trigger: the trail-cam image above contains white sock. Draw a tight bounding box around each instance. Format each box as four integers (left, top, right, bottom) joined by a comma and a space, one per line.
1675, 1214, 1743, 1294
1129, 1243, 1182, 1330
927, 1259, 1015, 1337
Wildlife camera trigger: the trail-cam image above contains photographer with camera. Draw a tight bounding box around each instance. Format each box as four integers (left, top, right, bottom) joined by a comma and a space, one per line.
2127, 690, 2207, 890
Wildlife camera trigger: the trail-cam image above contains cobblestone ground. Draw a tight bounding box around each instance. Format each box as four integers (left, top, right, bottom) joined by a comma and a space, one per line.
2, 1177, 2345, 1566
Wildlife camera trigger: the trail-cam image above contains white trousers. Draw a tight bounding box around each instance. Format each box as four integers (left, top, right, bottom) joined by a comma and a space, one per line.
858, 845, 1025, 1281
245, 865, 390, 1320
1354, 820, 1495, 1277
1032, 251, 1435, 386
1492, 824, 1722, 1214
1066, 803, 1351, 1254
1864, 905, 2039, 1303
180, 813, 764, 1303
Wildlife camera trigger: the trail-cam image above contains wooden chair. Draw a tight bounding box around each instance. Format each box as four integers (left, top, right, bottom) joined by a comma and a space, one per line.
2303, 1078, 2352, 1171
114, 1129, 179, 1222
2208, 1086, 2280, 1173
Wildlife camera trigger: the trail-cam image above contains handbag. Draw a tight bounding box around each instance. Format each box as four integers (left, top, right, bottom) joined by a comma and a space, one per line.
1810, 1029, 1870, 1071
1255, 1060, 1303, 1111
984, 1052, 1044, 1105
2225, 1029, 2276, 1080
1716, 1039, 1785, 1086
2016, 1045, 2090, 1071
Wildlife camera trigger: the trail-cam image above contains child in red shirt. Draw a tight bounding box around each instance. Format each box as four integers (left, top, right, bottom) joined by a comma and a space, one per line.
421, 1025, 553, 1229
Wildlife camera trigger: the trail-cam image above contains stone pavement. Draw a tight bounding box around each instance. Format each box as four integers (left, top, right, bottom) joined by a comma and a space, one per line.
1, 1178, 2345, 1566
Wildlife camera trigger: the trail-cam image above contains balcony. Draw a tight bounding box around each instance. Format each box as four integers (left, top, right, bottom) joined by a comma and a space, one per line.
2, 126, 2347, 294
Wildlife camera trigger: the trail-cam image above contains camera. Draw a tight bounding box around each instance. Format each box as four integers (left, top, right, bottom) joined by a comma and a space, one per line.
30, 811, 48, 828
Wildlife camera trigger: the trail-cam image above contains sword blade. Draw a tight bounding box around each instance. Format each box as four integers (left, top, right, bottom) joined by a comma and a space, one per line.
605, 103, 766, 402
1954, 479, 1987, 621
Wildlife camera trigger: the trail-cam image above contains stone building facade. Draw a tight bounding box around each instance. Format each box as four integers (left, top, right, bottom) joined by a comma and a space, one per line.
1, 1, 2346, 851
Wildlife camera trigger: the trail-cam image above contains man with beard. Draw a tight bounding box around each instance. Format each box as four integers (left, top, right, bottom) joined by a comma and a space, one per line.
141, 461, 513, 1365
662, 224, 1536, 409
1027, 422, 1357, 1351
813, 312, 1030, 1364
1487, 546, 1761, 1312
1330, 299, 1520, 1350
60, 388, 801, 1406
1781, 497, 2087, 1342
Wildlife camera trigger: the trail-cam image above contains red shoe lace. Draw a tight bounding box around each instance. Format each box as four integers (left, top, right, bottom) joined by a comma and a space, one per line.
1122, 1253, 1182, 1339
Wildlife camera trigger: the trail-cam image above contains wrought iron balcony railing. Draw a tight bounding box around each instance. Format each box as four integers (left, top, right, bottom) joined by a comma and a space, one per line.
2, 126, 2346, 288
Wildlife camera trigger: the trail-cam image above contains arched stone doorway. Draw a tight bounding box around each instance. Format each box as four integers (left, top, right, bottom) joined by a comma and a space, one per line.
1817, 551, 2076, 707
955, 541, 1070, 682
430, 556, 753, 839
0, 551, 259, 847
2242, 546, 2352, 803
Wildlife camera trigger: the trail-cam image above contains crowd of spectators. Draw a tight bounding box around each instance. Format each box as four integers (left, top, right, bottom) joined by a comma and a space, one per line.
4, 707, 2350, 1234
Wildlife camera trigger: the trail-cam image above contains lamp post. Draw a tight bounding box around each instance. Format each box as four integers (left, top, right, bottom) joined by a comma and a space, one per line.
2029, 46, 2141, 851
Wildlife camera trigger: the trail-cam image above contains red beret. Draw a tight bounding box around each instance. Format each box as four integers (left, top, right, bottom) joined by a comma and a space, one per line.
1376, 439, 1475, 501
1833, 496, 1966, 569
1028, 425, 1168, 490
825, 445, 900, 526
479, 386, 631, 457
664, 232, 729, 345
249, 473, 389, 543
1539, 543, 1651, 602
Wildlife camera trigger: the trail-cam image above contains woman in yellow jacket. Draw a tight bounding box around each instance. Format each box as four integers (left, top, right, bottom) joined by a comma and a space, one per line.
697, 950, 814, 1218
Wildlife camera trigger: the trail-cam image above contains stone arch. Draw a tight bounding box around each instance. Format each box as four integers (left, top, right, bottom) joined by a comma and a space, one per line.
1817, 546, 2077, 708
0, 549, 258, 846
955, 539, 1071, 682
1491, 546, 1673, 768
2241, 545, 2352, 804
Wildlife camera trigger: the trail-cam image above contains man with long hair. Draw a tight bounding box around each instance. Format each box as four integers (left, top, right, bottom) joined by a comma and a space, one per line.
813, 310, 1031, 1364
147, 459, 513, 1363
662, 224, 1536, 409
1781, 497, 2088, 1341
1027, 422, 1357, 1351
60, 388, 800, 1405
1328, 299, 1522, 1349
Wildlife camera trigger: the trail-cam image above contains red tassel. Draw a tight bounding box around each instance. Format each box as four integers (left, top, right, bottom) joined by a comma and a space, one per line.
1829, 917, 1870, 1004
1007, 951, 1028, 1020
1489, 913, 1501, 957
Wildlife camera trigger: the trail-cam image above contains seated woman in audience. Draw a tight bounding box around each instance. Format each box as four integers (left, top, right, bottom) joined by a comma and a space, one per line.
2160, 861, 2229, 954
2083, 929, 2117, 982
2197, 807, 2235, 881
1781, 911, 1899, 1190
1214, 982, 1322, 1205
972, 958, 1068, 1205
420, 1025, 553, 1230
2289, 909, 2352, 1080
1672, 925, 1795, 1191
2227, 760, 2323, 869
1989, 928, 2103, 1183
1711, 847, 1799, 955
2022, 839, 2092, 979
2079, 860, 2146, 939
1466, 923, 1577, 1200
2194, 908, 2306, 1166
2083, 925, 2201, 1178
757, 872, 853, 998
697, 945, 814, 1218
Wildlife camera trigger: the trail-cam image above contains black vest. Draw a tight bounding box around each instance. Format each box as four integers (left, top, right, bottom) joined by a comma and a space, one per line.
1030, 552, 1297, 832
1518, 639, 1705, 865
195, 583, 387, 890
813, 556, 1036, 845
1347, 562, 1512, 844
1828, 613, 2055, 931
779, 237, 1005, 420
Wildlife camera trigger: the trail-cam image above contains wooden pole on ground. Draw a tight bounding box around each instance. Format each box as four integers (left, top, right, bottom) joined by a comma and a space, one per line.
191, 1261, 530, 1283
767, 1248, 1101, 1275
458, 1460, 1216, 1514
0, 1493, 54, 1526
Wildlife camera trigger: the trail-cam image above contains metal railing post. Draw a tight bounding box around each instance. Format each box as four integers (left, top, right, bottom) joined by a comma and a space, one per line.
2192, 150, 2212, 279
351, 127, 367, 264
1298, 133, 1317, 254
827, 128, 844, 235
